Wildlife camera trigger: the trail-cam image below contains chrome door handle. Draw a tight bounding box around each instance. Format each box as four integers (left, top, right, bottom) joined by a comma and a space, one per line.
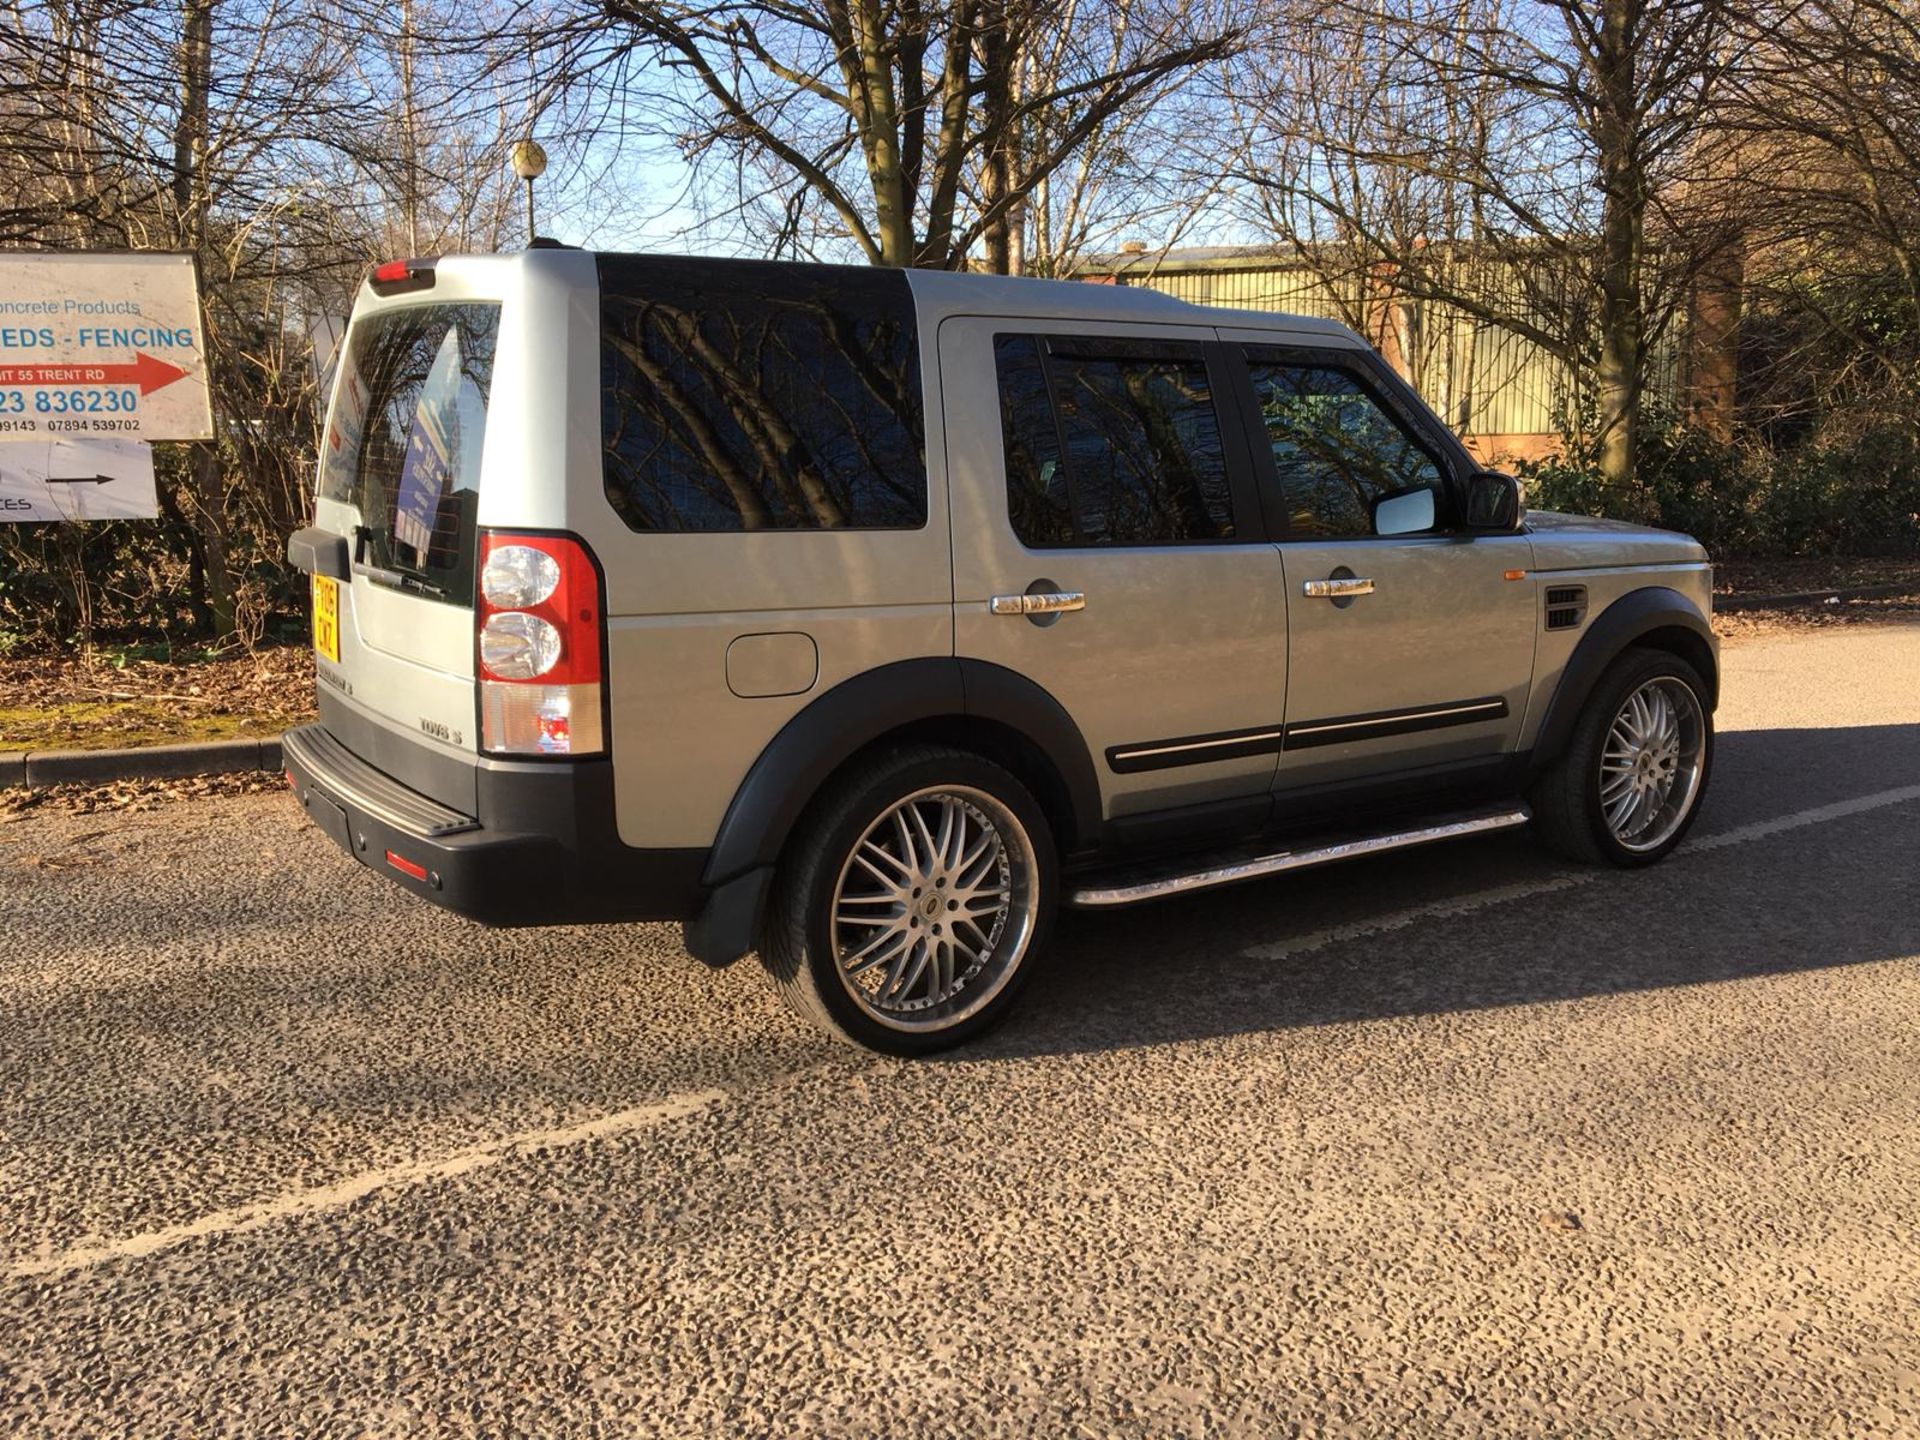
1303, 576, 1376, 599
990, 590, 1086, 616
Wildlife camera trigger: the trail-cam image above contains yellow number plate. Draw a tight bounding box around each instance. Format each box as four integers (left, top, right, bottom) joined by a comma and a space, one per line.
311, 574, 340, 664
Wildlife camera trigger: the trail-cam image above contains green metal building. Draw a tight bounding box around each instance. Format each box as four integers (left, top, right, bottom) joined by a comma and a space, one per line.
1080, 246, 1687, 465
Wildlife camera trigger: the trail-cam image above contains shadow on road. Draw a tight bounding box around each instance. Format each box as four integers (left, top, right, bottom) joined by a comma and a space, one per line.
971, 722, 1920, 1061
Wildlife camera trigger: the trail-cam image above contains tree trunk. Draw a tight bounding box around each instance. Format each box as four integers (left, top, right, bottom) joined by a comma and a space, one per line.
847, 0, 915, 265
189, 442, 236, 637
1595, 190, 1643, 502
1593, 0, 1645, 507
171, 0, 212, 272
172, 0, 235, 638
158, 476, 211, 633
1006, 40, 1026, 277
1686, 236, 1742, 443
399, 0, 420, 254
979, 0, 1013, 274
55, 525, 94, 654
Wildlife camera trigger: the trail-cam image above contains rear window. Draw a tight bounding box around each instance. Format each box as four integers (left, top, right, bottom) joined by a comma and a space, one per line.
319, 302, 500, 605
598, 256, 926, 532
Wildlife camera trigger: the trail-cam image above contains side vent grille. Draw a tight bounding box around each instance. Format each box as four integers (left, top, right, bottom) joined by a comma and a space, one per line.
1545, 585, 1588, 631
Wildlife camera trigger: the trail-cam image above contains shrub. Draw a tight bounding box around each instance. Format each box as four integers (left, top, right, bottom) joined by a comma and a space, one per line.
1515, 418, 1920, 559
1777, 422, 1920, 557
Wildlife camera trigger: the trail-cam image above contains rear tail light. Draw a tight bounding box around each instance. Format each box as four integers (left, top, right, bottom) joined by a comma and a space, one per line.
476, 532, 605, 756
479, 611, 562, 678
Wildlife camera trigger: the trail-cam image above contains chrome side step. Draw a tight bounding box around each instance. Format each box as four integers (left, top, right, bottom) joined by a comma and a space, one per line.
1067, 805, 1532, 909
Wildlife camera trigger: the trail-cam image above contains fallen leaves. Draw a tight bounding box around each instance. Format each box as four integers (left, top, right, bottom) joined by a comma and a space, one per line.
1, 772, 283, 819
0, 643, 317, 750
1711, 558, 1920, 597
1713, 593, 1920, 640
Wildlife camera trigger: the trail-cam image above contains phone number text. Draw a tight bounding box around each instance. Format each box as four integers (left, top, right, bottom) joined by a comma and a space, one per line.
0, 387, 139, 415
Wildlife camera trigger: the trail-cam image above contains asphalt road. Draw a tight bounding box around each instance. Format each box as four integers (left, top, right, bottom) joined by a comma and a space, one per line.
3, 623, 1918, 1437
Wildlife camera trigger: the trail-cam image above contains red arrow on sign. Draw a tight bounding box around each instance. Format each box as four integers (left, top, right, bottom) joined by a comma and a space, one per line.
0, 352, 191, 395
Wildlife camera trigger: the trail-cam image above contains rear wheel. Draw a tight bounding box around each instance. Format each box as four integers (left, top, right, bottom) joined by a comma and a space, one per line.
759, 745, 1057, 1055
1531, 646, 1713, 866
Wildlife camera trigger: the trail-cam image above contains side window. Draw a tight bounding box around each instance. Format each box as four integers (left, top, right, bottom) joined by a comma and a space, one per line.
995, 334, 1235, 546
598, 258, 926, 532
994, 335, 1074, 545
1246, 360, 1446, 538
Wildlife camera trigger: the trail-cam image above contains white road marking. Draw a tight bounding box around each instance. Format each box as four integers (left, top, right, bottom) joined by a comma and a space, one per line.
16, 789, 1920, 1281
1687, 783, 1920, 850
8, 1088, 727, 1280
1241, 784, 1920, 964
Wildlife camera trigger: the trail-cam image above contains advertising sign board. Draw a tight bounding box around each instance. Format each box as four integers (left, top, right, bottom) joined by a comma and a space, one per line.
0, 252, 213, 443
0, 436, 158, 520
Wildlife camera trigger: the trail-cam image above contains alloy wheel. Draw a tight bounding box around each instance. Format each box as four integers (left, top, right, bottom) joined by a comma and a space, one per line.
1600, 676, 1707, 853
829, 786, 1040, 1032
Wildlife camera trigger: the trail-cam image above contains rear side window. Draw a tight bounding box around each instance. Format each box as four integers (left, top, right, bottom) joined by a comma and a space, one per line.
599, 257, 926, 532
319, 303, 499, 605
994, 334, 1234, 547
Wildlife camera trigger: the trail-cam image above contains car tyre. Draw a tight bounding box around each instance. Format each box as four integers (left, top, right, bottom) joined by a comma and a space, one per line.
1531, 645, 1714, 867
759, 744, 1058, 1055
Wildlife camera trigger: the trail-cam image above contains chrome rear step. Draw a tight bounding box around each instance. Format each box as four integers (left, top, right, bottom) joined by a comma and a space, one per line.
1068, 805, 1532, 908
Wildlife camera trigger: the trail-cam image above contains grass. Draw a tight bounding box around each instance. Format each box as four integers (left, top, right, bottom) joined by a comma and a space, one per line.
0, 643, 316, 754
0, 702, 284, 752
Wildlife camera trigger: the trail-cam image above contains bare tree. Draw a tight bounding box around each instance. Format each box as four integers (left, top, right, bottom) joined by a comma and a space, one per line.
1226, 0, 1742, 498
1711, 1, 1920, 432
338, 0, 531, 259
2, 0, 401, 637
1005, 0, 1238, 276
529, 0, 1245, 268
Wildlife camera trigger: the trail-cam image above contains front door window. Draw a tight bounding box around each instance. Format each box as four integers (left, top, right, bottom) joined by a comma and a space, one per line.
1245, 361, 1449, 539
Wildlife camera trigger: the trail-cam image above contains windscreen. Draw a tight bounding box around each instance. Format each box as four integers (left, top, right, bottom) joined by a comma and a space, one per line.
318, 302, 500, 606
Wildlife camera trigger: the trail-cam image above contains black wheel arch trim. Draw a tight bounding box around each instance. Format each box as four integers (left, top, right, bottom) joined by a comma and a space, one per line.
1528, 585, 1717, 774
699, 657, 1102, 890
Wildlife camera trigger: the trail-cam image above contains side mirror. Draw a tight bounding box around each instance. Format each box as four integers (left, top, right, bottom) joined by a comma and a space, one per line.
1371, 486, 1437, 537
1465, 470, 1525, 532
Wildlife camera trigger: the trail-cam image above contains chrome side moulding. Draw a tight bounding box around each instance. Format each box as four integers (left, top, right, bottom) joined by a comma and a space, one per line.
1106, 697, 1511, 773
1284, 697, 1507, 747
1110, 729, 1287, 765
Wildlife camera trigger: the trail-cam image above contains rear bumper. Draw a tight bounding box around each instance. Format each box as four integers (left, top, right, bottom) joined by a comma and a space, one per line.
282, 723, 708, 928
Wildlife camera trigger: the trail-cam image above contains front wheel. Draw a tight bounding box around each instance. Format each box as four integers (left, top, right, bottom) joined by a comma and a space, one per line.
1531, 646, 1714, 866
759, 745, 1058, 1055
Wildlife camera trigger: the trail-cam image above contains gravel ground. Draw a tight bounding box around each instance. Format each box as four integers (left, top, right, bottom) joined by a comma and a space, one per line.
2, 622, 1917, 1437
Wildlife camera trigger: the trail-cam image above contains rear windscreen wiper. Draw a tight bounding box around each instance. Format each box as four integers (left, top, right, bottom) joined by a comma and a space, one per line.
353, 558, 448, 599
350, 526, 449, 598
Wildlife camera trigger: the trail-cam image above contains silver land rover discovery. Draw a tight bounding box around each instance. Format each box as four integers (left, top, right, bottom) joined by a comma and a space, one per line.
285, 250, 1716, 1054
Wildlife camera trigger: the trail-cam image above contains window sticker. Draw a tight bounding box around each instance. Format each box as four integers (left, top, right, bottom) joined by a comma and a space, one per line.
392, 330, 463, 557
